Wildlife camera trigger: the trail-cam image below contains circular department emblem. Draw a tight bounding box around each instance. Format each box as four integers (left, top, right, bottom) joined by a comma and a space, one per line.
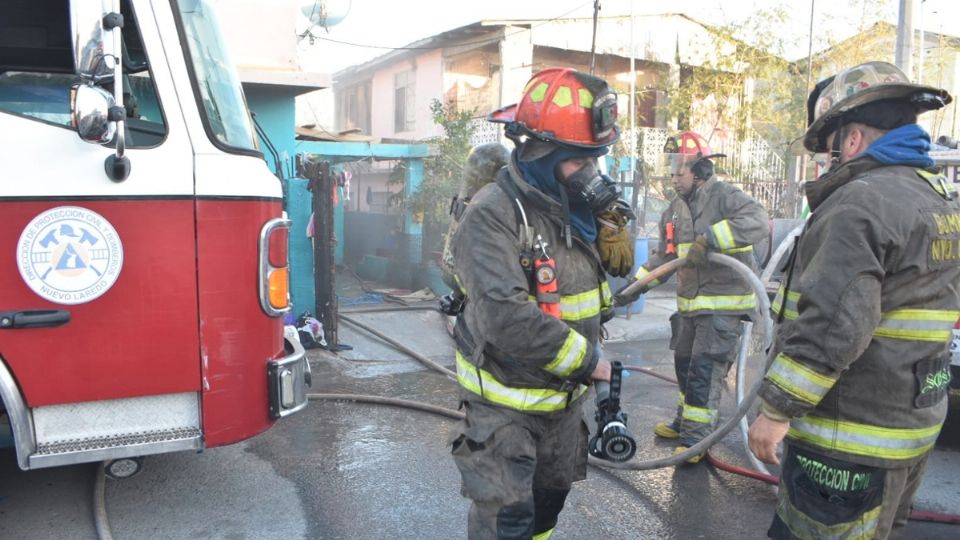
16, 206, 124, 305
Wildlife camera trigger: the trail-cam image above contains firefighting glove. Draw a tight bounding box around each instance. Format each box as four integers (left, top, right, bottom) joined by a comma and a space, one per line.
686, 234, 710, 268
596, 208, 634, 278
613, 277, 649, 307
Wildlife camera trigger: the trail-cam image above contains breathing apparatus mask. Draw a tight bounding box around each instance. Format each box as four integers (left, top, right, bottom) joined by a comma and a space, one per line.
559, 159, 622, 212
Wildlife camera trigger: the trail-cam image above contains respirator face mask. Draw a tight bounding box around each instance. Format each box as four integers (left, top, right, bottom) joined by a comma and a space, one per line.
558, 159, 622, 212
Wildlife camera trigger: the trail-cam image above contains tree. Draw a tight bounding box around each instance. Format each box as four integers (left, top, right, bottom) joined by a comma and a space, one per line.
389, 99, 477, 259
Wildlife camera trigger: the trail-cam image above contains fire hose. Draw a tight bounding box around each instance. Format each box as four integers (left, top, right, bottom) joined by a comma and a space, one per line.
90, 249, 958, 540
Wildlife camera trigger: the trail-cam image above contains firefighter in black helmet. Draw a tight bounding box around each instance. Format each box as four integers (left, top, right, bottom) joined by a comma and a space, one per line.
749, 61, 960, 540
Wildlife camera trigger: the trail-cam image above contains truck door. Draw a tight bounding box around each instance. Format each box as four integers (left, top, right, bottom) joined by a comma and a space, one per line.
0, 0, 202, 468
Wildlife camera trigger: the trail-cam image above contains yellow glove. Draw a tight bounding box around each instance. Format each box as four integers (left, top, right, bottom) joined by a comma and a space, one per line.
686, 234, 709, 267
596, 210, 634, 278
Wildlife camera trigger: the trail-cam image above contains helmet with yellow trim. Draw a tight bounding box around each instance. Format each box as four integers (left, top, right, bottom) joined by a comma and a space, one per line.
488, 67, 619, 149
804, 61, 951, 153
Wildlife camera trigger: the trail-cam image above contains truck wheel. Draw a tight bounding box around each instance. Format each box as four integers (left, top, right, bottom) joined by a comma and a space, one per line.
104, 457, 144, 480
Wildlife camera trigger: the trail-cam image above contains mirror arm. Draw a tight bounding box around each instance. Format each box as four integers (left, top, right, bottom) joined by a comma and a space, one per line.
103, 5, 130, 182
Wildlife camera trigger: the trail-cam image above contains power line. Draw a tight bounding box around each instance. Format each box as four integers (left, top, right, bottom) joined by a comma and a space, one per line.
301, 1, 593, 52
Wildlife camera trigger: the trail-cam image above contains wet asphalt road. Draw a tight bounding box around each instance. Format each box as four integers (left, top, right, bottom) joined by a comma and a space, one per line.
1, 309, 958, 539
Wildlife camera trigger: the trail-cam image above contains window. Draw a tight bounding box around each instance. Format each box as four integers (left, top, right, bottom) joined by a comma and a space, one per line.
336, 81, 371, 134
0, 0, 167, 147
175, 0, 259, 153
394, 70, 415, 133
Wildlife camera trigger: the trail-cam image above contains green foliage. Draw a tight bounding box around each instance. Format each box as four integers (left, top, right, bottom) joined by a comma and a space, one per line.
655, 0, 899, 153
657, 5, 805, 150
389, 99, 477, 228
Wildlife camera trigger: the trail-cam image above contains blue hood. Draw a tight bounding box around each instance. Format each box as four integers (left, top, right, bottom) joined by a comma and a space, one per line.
516, 145, 608, 243
863, 124, 934, 168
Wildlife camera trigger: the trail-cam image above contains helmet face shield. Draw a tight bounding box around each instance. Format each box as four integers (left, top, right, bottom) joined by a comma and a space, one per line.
658, 153, 689, 177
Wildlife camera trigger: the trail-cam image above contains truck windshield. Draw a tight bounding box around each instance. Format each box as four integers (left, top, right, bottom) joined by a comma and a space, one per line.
175, 0, 258, 153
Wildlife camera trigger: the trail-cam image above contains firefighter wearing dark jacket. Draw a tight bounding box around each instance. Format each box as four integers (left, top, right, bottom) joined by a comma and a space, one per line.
748, 61, 959, 540
616, 131, 769, 463
448, 68, 635, 540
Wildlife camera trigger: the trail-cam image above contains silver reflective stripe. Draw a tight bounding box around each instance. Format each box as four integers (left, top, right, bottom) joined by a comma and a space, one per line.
788, 415, 942, 460
634, 266, 662, 287
873, 309, 960, 343
772, 285, 799, 320
558, 289, 602, 321
779, 481, 882, 540
711, 219, 736, 250
455, 352, 588, 412
766, 353, 836, 406
677, 293, 757, 312
543, 331, 588, 378
681, 404, 717, 424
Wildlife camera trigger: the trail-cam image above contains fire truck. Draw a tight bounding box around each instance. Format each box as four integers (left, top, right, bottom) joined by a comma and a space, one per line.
0, 0, 310, 476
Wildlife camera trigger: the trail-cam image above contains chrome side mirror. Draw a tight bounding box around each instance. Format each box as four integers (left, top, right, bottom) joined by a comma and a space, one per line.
70, 0, 115, 82
70, 84, 117, 144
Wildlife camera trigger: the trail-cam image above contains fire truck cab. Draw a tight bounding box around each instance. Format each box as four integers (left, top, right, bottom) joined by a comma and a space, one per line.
0, 0, 310, 471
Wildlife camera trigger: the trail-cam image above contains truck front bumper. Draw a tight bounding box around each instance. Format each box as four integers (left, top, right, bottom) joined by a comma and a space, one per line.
268, 328, 312, 419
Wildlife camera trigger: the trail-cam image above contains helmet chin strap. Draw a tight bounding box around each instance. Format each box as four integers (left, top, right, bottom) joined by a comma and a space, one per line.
827, 122, 847, 171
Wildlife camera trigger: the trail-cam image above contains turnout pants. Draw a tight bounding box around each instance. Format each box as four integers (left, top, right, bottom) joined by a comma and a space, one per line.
668, 313, 741, 446
768, 443, 929, 540
450, 399, 589, 540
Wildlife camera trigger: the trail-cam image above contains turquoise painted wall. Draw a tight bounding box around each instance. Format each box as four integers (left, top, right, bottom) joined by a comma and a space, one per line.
244, 85, 328, 317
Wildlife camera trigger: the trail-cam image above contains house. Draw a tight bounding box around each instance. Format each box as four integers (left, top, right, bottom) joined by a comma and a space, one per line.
329, 13, 790, 225
811, 21, 960, 142
215, 0, 331, 316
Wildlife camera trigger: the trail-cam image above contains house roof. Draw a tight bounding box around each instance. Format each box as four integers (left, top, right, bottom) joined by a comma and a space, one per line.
332, 13, 731, 84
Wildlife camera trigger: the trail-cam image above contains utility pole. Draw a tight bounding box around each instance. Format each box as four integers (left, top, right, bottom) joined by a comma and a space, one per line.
895, 0, 916, 75
589, 1, 600, 75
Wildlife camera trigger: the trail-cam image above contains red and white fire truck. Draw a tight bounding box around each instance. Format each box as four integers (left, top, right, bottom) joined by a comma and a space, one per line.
0, 0, 310, 476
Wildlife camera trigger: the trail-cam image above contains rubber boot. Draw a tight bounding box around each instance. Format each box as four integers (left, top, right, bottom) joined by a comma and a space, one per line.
673, 445, 704, 464
654, 421, 680, 439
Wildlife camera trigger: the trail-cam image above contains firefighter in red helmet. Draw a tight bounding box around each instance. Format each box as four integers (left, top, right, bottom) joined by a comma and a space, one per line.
616, 130, 769, 464
448, 67, 634, 539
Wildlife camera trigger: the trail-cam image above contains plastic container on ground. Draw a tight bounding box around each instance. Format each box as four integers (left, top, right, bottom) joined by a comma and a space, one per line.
609, 237, 649, 315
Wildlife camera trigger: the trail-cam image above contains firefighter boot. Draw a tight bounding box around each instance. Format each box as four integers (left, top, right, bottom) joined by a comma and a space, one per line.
673, 445, 704, 465
654, 421, 680, 439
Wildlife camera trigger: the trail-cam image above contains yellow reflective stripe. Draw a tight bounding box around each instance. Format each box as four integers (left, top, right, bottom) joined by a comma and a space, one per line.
558, 289, 603, 321
533, 529, 554, 540
526, 288, 604, 321
600, 281, 613, 309
543, 330, 589, 378
577, 88, 593, 109
766, 353, 837, 406
454, 274, 468, 296
455, 352, 588, 412
918, 169, 958, 197
711, 220, 736, 250
677, 243, 691, 258
682, 404, 717, 424
552, 86, 573, 107
720, 245, 752, 254
771, 285, 800, 320
788, 415, 943, 461
529, 82, 549, 103
633, 266, 662, 287
677, 293, 757, 312
779, 482, 881, 540
677, 391, 685, 406
873, 309, 960, 343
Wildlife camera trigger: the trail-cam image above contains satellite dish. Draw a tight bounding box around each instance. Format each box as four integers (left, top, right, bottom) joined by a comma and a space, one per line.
300, 0, 352, 29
